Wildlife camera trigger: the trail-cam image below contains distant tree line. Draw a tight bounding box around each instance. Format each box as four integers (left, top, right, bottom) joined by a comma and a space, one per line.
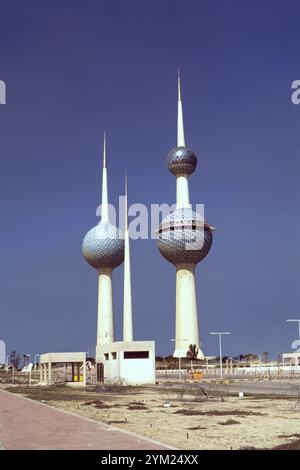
156, 351, 262, 364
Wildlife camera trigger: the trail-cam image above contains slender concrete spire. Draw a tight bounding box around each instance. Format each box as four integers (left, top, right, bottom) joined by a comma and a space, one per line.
123, 173, 133, 341
177, 70, 185, 147
101, 131, 109, 222
176, 72, 190, 207
124, 173, 128, 230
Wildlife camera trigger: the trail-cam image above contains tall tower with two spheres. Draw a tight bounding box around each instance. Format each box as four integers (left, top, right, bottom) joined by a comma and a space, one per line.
157, 73, 214, 359
82, 135, 124, 352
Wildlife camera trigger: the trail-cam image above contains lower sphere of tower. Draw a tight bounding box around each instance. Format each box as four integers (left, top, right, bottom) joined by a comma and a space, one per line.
82, 221, 124, 270
157, 207, 213, 265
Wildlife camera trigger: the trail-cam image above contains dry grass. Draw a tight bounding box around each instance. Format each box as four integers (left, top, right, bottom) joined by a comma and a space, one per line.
273, 439, 300, 450
186, 426, 207, 430
218, 419, 241, 426
127, 404, 149, 410
82, 400, 113, 409
5, 383, 300, 450
173, 408, 265, 417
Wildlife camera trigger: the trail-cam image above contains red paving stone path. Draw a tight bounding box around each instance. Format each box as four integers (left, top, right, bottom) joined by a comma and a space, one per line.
0, 389, 172, 450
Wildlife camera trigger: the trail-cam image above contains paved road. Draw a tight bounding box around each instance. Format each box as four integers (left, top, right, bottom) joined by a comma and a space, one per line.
203, 380, 300, 396
0, 389, 172, 450
157, 377, 300, 396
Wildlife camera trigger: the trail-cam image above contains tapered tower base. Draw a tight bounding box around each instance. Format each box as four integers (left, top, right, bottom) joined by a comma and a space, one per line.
173, 264, 204, 359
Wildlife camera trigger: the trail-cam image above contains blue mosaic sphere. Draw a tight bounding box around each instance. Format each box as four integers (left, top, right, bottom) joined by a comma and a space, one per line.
157, 207, 213, 266
167, 146, 197, 176
82, 221, 124, 270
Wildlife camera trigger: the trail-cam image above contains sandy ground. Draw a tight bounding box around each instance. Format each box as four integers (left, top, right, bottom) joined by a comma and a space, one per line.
8, 384, 300, 450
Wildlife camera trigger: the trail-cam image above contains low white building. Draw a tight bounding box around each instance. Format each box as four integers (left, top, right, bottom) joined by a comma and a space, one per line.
97, 341, 155, 385
282, 352, 300, 366
39, 352, 86, 386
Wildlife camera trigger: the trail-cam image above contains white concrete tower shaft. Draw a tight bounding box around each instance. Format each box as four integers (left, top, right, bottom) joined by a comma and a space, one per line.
97, 133, 114, 346
174, 74, 204, 359
176, 71, 190, 209
174, 264, 202, 358
97, 267, 114, 345
123, 175, 133, 341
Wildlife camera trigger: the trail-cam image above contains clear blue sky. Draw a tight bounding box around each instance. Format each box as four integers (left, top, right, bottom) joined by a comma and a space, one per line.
0, 0, 299, 360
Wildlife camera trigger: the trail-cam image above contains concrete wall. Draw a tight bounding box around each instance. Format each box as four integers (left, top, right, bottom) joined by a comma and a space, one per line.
98, 341, 155, 385
120, 353, 155, 384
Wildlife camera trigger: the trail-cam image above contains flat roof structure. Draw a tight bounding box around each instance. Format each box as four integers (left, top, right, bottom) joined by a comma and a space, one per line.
39, 352, 86, 386
282, 352, 300, 365
97, 341, 155, 385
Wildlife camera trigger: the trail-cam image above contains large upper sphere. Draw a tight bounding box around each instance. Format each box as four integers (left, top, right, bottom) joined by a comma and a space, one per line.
167, 146, 197, 176
157, 207, 213, 265
82, 222, 124, 270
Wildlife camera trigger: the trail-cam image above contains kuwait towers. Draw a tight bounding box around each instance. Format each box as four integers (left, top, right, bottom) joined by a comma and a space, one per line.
82, 134, 124, 350
157, 73, 214, 359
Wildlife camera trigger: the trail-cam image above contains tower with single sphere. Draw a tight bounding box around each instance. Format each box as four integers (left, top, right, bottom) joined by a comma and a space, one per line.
157, 73, 214, 359
82, 134, 124, 350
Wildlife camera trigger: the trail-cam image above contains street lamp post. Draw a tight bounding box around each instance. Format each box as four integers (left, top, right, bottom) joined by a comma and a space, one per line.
171, 338, 188, 381
210, 332, 230, 380
6, 355, 10, 374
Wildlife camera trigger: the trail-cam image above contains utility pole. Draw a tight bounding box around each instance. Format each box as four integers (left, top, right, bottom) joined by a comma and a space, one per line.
171, 338, 188, 381
210, 332, 230, 380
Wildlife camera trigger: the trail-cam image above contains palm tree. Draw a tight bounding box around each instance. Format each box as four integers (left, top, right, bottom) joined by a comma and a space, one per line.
186, 344, 198, 371
9, 350, 20, 369
263, 351, 269, 364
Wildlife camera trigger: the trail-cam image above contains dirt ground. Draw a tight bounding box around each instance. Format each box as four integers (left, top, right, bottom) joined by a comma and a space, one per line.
6, 384, 300, 450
